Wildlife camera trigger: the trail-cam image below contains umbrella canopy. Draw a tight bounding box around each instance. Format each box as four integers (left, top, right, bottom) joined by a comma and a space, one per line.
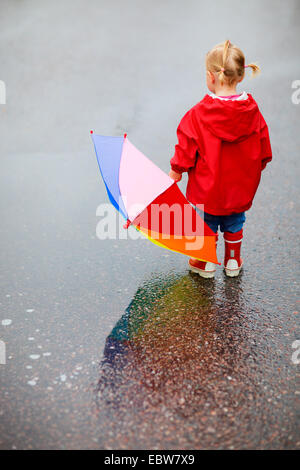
91, 132, 219, 263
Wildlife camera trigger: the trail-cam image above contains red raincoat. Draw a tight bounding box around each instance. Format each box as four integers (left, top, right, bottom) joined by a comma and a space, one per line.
170, 94, 272, 215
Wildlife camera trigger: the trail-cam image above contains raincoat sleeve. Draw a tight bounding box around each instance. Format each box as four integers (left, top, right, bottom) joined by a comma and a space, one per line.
260, 115, 272, 171
170, 109, 200, 174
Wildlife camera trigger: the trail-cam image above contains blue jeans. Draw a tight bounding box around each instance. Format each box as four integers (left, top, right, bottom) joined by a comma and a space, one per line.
195, 208, 246, 234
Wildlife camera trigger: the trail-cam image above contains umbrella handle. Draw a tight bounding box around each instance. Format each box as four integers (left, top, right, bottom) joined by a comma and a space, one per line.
123, 219, 131, 229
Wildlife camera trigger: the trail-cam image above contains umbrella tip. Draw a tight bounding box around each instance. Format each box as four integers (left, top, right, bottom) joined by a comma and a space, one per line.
124, 133, 127, 139
90, 130, 93, 134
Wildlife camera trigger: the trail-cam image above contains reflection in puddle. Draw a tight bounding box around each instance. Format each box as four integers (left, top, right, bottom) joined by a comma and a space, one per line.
95, 272, 294, 449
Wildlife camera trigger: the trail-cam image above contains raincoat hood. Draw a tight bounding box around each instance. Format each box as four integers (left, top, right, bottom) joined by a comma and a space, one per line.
199, 93, 261, 142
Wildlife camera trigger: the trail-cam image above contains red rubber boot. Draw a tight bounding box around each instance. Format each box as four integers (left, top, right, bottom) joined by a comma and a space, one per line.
223, 229, 243, 277
189, 233, 218, 279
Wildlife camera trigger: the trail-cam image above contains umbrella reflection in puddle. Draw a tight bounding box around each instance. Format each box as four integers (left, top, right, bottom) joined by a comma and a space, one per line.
93, 274, 289, 450
95, 273, 248, 417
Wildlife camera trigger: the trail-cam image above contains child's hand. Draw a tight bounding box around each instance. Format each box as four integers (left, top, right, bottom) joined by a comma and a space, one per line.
169, 170, 182, 182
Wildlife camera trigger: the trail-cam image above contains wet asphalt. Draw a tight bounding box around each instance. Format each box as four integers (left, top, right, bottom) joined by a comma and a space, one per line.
0, 0, 299, 450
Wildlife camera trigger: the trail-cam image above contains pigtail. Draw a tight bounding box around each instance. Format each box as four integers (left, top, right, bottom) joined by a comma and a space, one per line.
245, 62, 261, 78
222, 39, 231, 65
218, 39, 231, 85
218, 69, 226, 85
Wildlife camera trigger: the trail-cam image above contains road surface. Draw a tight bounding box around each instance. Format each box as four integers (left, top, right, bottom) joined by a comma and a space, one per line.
0, 0, 299, 449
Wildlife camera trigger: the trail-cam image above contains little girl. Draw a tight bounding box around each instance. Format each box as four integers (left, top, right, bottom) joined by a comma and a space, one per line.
169, 40, 272, 278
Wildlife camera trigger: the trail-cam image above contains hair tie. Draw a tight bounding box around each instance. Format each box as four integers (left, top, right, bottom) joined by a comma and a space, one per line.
244, 64, 249, 68
220, 67, 225, 72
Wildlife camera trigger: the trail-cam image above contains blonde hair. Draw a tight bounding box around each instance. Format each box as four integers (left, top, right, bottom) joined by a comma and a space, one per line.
206, 40, 260, 85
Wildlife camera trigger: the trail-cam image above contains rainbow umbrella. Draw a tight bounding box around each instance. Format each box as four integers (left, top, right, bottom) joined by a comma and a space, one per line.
91, 132, 218, 263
